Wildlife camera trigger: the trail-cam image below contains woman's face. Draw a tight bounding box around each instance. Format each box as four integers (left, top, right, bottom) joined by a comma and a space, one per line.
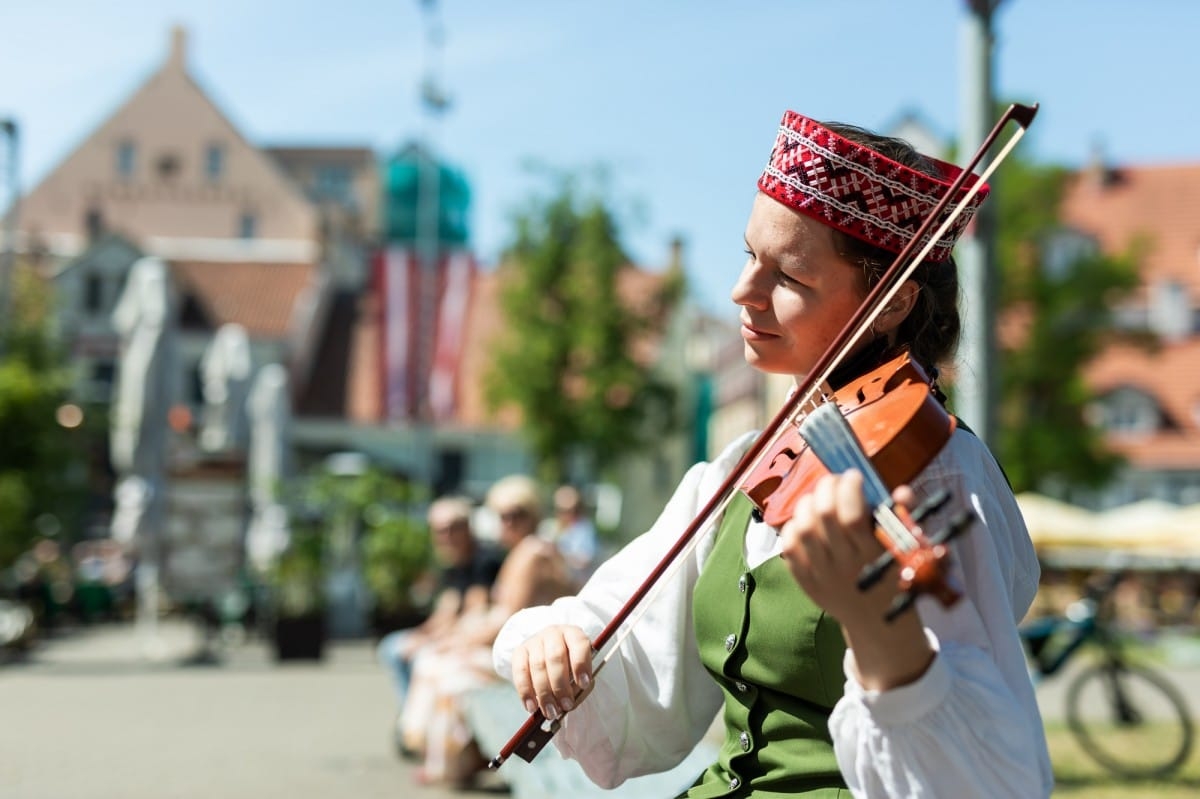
732, 193, 868, 381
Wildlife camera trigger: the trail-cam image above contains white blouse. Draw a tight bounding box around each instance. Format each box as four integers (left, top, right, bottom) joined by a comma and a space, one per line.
493, 429, 1054, 798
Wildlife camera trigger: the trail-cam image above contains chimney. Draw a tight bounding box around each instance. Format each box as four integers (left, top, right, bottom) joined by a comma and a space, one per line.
167, 26, 188, 71
667, 234, 685, 272
1084, 135, 1115, 191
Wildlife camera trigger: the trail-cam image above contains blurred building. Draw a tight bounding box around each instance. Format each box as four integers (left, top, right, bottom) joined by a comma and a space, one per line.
12, 26, 708, 544
1058, 157, 1200, 508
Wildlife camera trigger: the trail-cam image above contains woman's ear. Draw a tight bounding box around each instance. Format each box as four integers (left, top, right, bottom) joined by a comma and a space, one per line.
875, 279, 919, 336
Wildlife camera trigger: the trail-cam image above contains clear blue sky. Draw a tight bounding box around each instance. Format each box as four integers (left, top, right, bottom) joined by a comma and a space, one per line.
3, 0, 1197, 315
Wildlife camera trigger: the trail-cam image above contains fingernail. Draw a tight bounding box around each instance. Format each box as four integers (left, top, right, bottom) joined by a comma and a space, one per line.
524, 699, 536, 713
579, 673, 591, 689
561, 696, 574, 711
545, 703, 560, 721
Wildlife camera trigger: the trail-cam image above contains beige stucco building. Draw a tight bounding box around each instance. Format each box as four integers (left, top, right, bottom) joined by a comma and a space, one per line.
19, 28, 320, 268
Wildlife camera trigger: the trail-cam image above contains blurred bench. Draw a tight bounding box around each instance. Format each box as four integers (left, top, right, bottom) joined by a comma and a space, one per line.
463, 682, 716, 799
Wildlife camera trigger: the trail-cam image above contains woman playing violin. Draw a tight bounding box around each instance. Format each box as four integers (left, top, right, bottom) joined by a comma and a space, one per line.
492, 111, 1053, 798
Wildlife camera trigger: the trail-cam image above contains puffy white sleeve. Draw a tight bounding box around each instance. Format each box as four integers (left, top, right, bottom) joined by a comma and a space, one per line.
829, 430, 1055, 798
492, 433, 756, 789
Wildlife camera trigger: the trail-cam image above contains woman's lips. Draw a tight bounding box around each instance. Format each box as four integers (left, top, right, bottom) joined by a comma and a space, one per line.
740, 323, 779, 341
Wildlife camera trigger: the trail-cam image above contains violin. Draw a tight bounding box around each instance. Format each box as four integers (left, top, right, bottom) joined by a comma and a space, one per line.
489, 102, 1039, 769
744, 348, 975, 619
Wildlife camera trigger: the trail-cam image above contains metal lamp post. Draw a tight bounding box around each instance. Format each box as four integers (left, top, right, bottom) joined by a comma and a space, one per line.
956, 0, 1002, 446
0, 118, 19, 354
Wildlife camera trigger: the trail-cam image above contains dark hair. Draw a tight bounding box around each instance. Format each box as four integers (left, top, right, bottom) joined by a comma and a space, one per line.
821, 122, 962, 372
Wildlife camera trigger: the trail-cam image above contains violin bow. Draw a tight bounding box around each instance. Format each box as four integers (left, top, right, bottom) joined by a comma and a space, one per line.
490, 102, 1039, 768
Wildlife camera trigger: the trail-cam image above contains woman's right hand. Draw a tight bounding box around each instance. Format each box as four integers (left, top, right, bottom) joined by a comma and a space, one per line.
510, 624, 595, 721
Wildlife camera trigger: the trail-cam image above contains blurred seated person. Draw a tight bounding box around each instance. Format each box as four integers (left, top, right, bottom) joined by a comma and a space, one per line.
547, 484, 599, 585
377, 496, 504, 748
399, 475, 573, 787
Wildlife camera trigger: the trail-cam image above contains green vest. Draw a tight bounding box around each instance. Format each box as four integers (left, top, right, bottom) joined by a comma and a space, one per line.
682, 494, 849, 798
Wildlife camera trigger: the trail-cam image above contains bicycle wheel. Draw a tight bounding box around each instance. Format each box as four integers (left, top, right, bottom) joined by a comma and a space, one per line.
1065, 661, 1195, 778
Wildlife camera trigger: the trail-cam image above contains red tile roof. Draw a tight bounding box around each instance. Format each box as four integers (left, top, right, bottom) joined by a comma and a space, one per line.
1061, 164, 1200, 302
169, 260, 318, 339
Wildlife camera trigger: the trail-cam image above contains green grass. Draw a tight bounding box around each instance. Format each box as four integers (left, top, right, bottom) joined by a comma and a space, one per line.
1046, 721, 1200, 797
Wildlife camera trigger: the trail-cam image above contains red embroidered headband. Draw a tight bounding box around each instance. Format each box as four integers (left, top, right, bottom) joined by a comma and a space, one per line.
757, 111, 989, 262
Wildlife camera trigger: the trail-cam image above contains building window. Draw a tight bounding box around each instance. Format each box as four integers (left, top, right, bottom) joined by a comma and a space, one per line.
84, 207, 104, 241
205, 144, 225, 181
1098, 387, 1161, 435
239, 212, 257, 240
1042, 229, 1098, 282
314, 164, 353, 203
90, 361, 116, 402
84, 273, 104, 313
116, 140, 136, 179
189, 361, 205, 405
157, 152, 182, 180
1150, 280, 1192, 341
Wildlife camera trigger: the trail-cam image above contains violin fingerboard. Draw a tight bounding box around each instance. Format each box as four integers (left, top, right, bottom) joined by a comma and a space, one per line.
798, 404, 893, 508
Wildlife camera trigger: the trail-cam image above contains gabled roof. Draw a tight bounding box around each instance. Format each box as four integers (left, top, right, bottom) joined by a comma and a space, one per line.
53, 232, 142, 278
19, 26, 316, 251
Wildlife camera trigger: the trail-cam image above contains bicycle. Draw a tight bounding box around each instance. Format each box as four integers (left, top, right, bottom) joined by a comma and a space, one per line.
1019, 569, 1195, 779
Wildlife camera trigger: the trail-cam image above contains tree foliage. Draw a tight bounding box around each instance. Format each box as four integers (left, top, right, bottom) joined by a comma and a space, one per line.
990, 157, 1145, 494
279, 464, 430, 616
0, 267, 87, 568
486, 170, 684, 483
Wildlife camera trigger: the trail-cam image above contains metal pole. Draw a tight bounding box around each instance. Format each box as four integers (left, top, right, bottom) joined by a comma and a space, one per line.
955, 1, 999, 445
0, 119, 19, 355
414, 0, 450, 486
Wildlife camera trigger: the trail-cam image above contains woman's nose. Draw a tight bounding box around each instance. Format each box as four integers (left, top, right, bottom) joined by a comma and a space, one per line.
731, 258, 766, 309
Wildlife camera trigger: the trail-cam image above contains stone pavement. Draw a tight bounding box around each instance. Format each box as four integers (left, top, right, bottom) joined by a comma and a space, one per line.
0, 619, 507, 799
5, 618, 1200, 798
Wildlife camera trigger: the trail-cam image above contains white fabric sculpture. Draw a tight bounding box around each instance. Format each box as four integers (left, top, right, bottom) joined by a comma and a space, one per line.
245, 363, 292, 572
199, 323, 253, 453
109, 257, 177, 548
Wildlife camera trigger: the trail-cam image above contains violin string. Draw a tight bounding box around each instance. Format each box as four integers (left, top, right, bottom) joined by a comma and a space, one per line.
798, 404, 920, 551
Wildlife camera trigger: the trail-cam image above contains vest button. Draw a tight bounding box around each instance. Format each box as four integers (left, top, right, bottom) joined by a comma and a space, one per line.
738, 575, 747, 593
735, 681, 748, 693
729, 777, 740, 790
739, 731, 751, 751
724, 633, 737, 652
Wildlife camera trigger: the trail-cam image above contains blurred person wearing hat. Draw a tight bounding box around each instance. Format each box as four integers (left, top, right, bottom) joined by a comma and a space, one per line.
493, 113, 1051, 797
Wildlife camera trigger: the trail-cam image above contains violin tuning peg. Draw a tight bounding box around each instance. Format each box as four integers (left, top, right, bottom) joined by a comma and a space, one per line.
909, 490, 950, 523
885, 591, 917, 622
929, 510, 975, 546
856, 550, 895, 591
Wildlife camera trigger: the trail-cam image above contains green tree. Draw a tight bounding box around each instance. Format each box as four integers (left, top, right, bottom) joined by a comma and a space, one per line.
990, 157, 1145, 494
486, 170, 683, 483
0, 266, 86, 568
